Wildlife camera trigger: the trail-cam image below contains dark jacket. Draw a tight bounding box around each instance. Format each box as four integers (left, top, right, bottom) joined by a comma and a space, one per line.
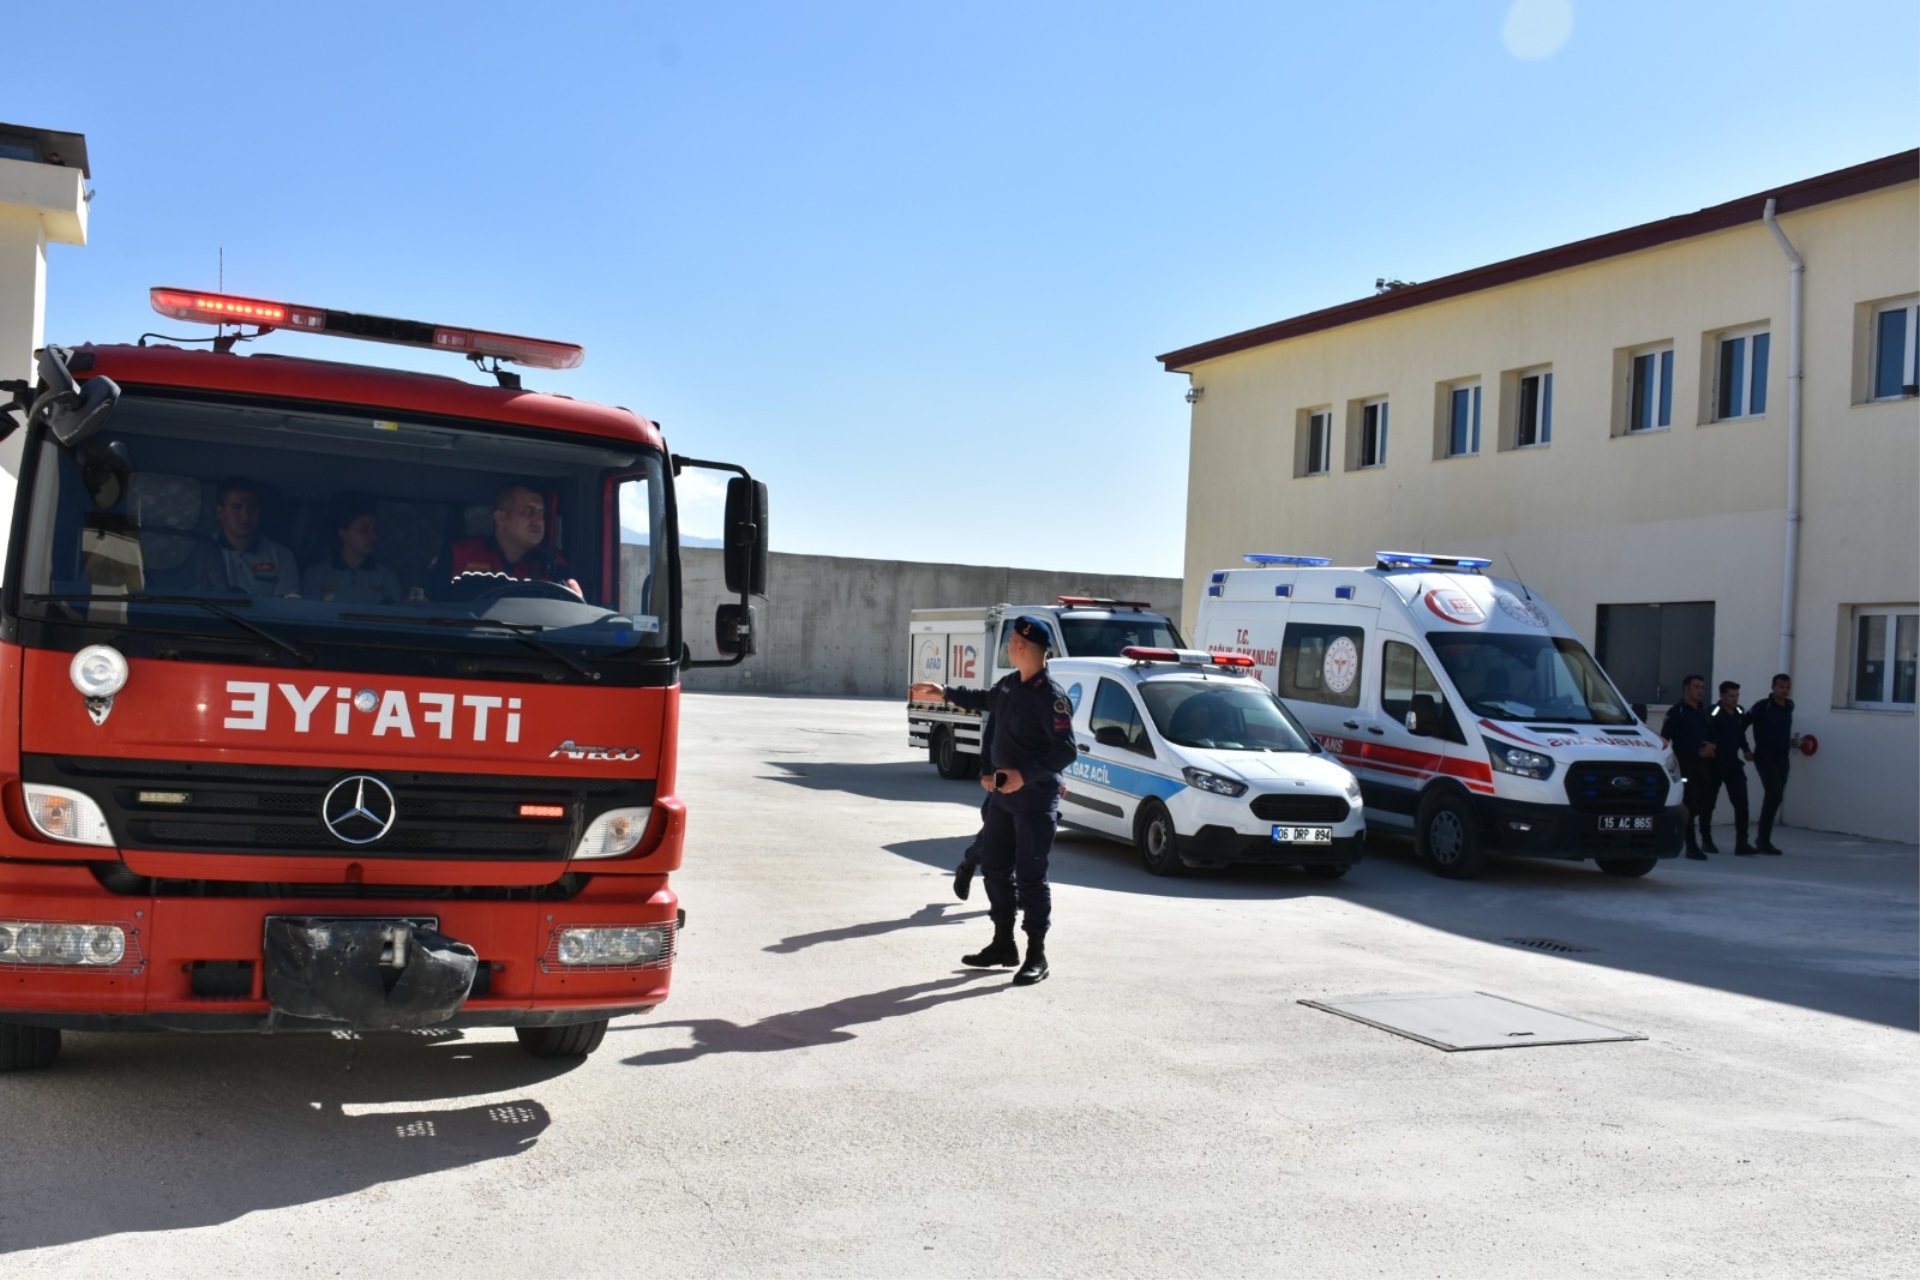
1706, 702, 1752, 763
1661, 700, 1713, 761
943, 668, 1076, 789
1748, 697, 1795, 753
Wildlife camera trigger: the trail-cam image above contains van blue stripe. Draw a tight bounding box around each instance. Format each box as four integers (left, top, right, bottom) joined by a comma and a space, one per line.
1063, 756, 1186, 801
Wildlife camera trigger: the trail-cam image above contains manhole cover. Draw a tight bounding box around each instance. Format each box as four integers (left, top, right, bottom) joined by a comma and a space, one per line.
1504, 936, 1596, 953
1299, 992, 1644, 1052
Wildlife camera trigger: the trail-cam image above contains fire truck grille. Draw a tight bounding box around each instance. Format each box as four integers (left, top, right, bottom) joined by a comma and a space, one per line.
1563, 761, 1669, 814
1248, 793, 1351, 823
24, 756, 656, 862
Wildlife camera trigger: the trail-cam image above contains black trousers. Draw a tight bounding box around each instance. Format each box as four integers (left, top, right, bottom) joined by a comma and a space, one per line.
959, 793, 991, 868
1703, 761, 1750, 844
1681, 759, 1713, 847
978, 791, 1058, 937
1755, 750, 1791, 842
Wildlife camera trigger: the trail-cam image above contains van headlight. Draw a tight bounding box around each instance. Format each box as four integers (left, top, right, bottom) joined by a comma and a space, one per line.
1181, 767, 1247, 798
1342, 776, 1363, 805
573, 808, 650, 859
1662, 749, 1683, 784
1483, 737, 1555, 781
22, 784, 115, 845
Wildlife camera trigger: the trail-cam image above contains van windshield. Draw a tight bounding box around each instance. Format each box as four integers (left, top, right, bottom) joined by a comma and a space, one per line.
1140, 678, 1318, 752
1058, 616, 1185, 654
1424, 633, 1632, 726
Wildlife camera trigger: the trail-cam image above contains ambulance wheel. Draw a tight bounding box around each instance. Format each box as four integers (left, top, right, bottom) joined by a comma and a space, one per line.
1135, 800, 1186, 877
0, 1022, 61, 1072
515, 1019, 608, 1059
932, 728, 978, 780
1303, 864, 1349, 880
1417, 792, 1485, 880
1596, 857, 1658, 878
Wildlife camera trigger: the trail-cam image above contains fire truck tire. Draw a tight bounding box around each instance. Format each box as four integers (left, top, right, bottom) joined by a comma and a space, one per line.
515, 1019, 609, 1059
0, 1022, 61, 1071
1596, 857, 1659, 878
1135, 800, 1186, 877
1417, 791, 1486, 880
932, 727, 977, 780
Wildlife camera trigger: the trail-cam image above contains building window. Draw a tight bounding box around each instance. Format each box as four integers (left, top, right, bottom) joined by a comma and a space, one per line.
1359, 399, 1388, 468
1297, 408, 1332, 477
1629, 345, 1674, 432
1516, 369, 1553, 447
1714, 326, 1770, 420
1447, 383, 1481, 457
1596, 602, 1716, 709
1850, 607, 1918, 710
1873, 299, 1920, 400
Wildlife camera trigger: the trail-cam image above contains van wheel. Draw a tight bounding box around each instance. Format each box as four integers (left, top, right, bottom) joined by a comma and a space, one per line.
1303, 864, 1349, 880
515, 1020, 609, 1059
1135, 800, 1185, 877
932, 728, 977, 780
1417, 792, 1485, 880
1596, 857, 1658, 878
0, 1022, 61, 1072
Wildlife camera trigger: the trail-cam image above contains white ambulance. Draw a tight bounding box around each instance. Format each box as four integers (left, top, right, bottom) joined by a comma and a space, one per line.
1051, 649, 1366, 879
1193, 552, 1686, 879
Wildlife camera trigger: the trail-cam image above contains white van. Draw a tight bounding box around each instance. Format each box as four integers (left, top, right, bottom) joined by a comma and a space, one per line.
1193, 552, 1686, 879
1051, 649, 1367, 879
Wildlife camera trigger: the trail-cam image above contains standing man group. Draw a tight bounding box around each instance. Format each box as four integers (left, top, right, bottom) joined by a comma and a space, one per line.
910, 616, 1076, 987
1662, 672, 1794, 858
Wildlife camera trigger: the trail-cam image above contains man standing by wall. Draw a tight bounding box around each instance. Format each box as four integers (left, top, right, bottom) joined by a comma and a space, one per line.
1661, 675, 1715, 860
1748, 674, 1795, 856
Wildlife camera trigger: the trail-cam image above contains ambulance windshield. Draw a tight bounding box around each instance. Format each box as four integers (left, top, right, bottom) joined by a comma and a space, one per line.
13, 392, 675, 684
1425, 633, 1632, 726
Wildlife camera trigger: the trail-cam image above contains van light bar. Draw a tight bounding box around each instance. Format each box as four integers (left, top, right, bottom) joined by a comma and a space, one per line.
1243, 553, 1332, 566
1120, 646, 1215, 666
1056, 596, 1153, 609
149, 287, 585, 370
1375, 550, 1493, 571
1210, 652, 1255, 667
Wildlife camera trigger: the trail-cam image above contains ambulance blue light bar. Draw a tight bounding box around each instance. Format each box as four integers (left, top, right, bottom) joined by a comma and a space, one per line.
1243, 553, 1332, 566
149, 287, 586, 369
1375, 551, 1493, 572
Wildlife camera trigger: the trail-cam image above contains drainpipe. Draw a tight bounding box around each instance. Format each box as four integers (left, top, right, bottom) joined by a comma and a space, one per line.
1762, 198, 1803, 674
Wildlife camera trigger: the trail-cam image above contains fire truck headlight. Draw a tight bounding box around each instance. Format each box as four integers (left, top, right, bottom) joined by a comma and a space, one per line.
0, 921, 127, 966
22, 785, 115, 845
553, 925, 671, 967
70, 645, 129, 698
573, 808, 649, 859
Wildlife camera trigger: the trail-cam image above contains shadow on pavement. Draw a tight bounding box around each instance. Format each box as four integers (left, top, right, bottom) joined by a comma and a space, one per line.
765, 900, 990, 952
763, 758, 988, 808
614, 972, 1006, 1067
0, 1030, 570, 1252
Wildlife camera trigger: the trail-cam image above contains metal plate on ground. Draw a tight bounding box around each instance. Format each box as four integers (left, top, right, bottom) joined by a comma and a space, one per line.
1298, 992, 1644, 1052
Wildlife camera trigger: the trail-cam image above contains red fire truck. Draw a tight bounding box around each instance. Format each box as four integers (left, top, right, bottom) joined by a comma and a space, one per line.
0, 288, 767, 1070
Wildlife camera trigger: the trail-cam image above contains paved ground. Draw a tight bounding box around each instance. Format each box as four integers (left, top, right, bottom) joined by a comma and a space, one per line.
3, 693, 1915, 1276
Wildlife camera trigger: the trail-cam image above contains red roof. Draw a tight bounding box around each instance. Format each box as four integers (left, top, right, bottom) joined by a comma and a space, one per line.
1158, 149, 1919, 372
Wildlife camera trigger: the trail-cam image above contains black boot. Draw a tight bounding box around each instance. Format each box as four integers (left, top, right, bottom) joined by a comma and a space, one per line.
1012, 935, 1049, 986
962, 923, 1018, 968
953, 858, 976, 901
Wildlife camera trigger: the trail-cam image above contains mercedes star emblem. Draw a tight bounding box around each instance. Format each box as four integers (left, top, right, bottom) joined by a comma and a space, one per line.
322, 774, 398, 845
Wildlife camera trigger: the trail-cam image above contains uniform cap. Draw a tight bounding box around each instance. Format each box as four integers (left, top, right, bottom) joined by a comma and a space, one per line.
1009, 616, 1053, 652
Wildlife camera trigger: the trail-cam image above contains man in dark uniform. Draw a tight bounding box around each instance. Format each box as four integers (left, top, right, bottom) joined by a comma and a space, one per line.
1748, 673, 1794, 855
952, 712, 994, 900
910, 616, 1075, 986
1660, 674, 1714, 859
1704, 680, 1757, 855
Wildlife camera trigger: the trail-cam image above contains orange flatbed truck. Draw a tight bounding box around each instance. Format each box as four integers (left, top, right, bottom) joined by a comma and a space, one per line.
0, 287, 767, 1069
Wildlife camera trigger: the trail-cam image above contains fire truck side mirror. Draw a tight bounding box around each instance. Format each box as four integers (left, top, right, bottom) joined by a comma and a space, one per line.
715, 602, 757, 656
47, 375, 120, 447
723, 477, 769, 597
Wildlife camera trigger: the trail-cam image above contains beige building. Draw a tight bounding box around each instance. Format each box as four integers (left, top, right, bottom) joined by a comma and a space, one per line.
1161, 151, 1919, 843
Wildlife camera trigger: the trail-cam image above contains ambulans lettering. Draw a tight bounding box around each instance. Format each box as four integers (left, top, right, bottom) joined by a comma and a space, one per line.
223, 680, 522, 742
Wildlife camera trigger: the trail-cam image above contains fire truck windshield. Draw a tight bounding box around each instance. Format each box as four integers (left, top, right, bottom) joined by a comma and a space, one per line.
11, 393, 675, 685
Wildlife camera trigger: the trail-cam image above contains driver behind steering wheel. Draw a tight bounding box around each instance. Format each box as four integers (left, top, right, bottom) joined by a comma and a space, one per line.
444, 480, 582, 599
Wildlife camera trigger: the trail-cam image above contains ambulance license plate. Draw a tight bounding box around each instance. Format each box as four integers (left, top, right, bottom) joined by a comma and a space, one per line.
1272, 825, 1333, 844
1598, 815, 1654, 832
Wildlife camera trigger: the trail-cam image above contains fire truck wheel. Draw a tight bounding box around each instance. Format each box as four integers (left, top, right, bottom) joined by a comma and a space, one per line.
0, 1022, 61, 1071
1135, 800, 1186, 877
1417, 791, 1486, 880
932, 727, 978, 780
1596, 857, 1658, 878
514, 1019, 609, 1059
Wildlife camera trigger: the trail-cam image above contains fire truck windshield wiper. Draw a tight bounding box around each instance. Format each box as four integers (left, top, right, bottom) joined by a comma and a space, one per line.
349, 614, 602, 682
24, 592, 314, 664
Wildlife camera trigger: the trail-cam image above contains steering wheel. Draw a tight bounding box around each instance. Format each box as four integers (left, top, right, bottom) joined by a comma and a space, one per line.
468, 578, 584, 605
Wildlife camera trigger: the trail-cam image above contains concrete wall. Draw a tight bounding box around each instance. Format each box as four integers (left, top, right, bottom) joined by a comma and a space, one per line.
662, 547, 1181, 698
1172, 180, 1919, 841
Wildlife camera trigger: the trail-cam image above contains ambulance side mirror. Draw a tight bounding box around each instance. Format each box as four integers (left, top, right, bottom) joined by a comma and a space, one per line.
1406, 693, 1443, 738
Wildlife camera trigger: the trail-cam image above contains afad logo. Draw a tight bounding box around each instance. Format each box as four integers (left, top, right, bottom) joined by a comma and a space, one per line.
1423, 588, 1486, 626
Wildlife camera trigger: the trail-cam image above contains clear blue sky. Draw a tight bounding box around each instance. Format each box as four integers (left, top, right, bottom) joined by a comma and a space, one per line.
16, 0, 1917, 576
